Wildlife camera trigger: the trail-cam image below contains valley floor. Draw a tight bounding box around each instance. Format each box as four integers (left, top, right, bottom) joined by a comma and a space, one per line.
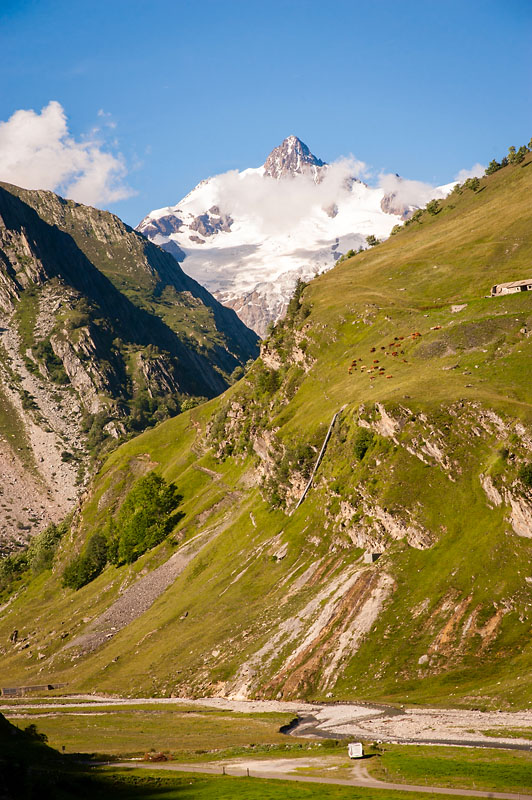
3, 695, 532, 750
3, 694, 532, 798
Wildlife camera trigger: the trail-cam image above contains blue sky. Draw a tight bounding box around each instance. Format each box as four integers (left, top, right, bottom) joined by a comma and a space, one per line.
1, 0, 531, 225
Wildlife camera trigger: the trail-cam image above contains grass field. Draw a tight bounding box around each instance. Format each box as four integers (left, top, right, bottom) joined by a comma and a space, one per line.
366, 744, 532, 793
80, 768, 482, 800
3, 704, 308, 760
4, 703, 532, 793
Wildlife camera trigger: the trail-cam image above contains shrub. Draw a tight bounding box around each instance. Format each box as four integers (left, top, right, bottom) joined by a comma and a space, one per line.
33, 338, 69, 385
256, 366, 281, 395
463, 177, 480, 191
29, 522, 65, 574
286, 278, 307, 319
230, 365, 244, 383
107, 473, 182, 565
62, 533, 108, 590
0, 552, 28, 596
518, 463, 532, 490
353, 428, 374, 460
485, 159, 501, 175
425, 199, 440, 215
181, 397, 205, 412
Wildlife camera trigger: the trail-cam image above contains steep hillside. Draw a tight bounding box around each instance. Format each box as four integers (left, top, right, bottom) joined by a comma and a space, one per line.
1, 151, 531, 710
0, 183, 258, 551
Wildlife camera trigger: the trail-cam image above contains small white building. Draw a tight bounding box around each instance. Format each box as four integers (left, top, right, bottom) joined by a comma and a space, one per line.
490, 279, 532, 296
364, 552, 380, 564
348, 742, 364, 759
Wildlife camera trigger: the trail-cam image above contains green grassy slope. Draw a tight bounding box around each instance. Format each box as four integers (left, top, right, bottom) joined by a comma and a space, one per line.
1, 155, 532, 708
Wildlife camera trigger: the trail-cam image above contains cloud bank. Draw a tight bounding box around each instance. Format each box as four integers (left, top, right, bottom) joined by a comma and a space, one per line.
206, 155, 486, 233
454, 163, 486, 182
377, 172, 450, 208
0, 101, 134, 206
210, 156, 369, 235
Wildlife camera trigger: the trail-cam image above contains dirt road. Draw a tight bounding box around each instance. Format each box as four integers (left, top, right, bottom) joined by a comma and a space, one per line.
106, 760, 532, 799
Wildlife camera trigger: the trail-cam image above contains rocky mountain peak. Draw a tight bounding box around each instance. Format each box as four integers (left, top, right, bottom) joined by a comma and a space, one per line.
263, 135, 326, 180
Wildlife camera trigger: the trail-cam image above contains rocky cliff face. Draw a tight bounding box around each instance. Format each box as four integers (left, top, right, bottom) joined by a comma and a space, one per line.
0, 183, 258, 551
263, 135, 326, 180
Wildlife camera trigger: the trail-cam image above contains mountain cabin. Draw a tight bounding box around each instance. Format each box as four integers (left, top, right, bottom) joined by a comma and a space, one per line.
490, 279, 532, 296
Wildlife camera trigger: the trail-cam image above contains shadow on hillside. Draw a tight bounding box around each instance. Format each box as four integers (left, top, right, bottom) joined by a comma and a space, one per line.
0, 186, 229, 397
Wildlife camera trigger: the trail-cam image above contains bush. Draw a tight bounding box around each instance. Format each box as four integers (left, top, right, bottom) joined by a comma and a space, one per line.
353, 428, 374, 460
485, 159, 501, 176
256, 366, 281, 395
62, 533, 108, 590
230, 365, 244, 383
286, 278, 307, 319
108, 473, 182, 565
518, 463, 532, 490
33, 338, 69, 385
0, 552, 28, 596
29, 522, 65, 574
181, 396, 205, 412
425, 199, 440, 215
463, 177, 480, 191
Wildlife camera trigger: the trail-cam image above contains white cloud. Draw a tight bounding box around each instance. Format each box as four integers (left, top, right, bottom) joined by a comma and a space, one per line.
377, 172, 451, 209
0, 101, 134, 206
210, 156, 369, 235
454, 163, 486, 182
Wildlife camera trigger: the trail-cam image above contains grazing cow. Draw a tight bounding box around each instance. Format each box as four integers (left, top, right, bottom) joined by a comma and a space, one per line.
386, 375, 393, 379
373, 359, 379, 363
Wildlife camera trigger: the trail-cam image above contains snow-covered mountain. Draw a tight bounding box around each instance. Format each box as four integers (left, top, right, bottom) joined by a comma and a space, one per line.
138, 136, 450, 335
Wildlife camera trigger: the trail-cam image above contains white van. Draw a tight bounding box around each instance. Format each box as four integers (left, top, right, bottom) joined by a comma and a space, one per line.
348, 742, 364, 759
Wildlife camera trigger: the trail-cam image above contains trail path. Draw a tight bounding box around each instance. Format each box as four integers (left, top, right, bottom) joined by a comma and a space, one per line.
106, 760, 532, 799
